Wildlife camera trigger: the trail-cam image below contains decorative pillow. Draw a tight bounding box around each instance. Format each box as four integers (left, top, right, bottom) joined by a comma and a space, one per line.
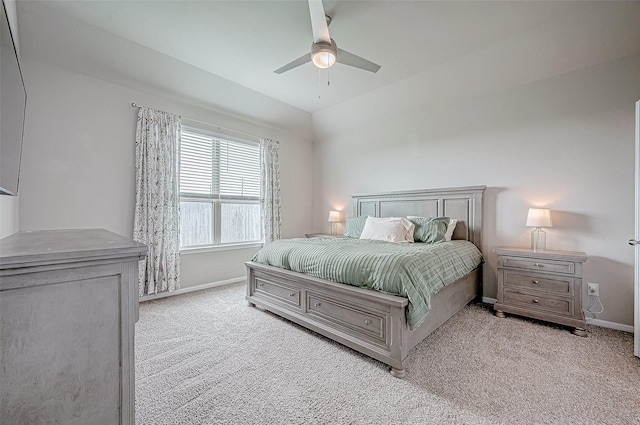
407, 216, 450, 243
444, 219, 458, 241
360, 217, 415, 243
343, 216, 368, 238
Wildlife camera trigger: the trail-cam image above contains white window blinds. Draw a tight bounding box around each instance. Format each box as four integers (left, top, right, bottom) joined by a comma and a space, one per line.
180, 129, 260, 200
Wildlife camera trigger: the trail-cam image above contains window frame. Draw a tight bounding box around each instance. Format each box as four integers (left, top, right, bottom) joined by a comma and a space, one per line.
178, 124, 263, 253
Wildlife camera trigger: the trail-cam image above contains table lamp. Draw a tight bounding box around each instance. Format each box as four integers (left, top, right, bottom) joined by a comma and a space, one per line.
526, 208, 552, 251
328, 210, 341, 236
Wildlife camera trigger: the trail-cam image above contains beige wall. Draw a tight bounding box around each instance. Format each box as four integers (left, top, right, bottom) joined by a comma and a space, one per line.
18, 58, 313, 288
312, 54, 640, 327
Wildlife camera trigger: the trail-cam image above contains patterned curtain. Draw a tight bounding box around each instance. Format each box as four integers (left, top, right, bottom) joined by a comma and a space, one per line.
134, 106, 181, 296
260, 138, 281, 243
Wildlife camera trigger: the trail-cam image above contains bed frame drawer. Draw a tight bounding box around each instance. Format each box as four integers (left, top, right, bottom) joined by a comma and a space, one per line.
306, 292, 386, 343
254, 277, 301, 309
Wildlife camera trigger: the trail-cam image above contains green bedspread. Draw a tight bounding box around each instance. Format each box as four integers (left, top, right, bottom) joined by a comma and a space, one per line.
251, 237, 483, 330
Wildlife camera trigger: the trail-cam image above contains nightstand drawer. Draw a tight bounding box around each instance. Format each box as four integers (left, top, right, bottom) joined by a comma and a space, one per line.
254, 277, 301, 308
501, 256, 575, 275
503, 271, 573, 295
503, 289, 574, 316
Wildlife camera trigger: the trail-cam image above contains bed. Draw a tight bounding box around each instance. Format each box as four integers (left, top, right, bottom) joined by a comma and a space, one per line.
246, 185, 485, 377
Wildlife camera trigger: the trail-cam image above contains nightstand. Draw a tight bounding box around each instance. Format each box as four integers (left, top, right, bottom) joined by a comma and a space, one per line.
493, 247, 588, 336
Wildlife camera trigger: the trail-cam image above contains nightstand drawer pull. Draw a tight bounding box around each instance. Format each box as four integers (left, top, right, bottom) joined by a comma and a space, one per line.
314, 302, 321, 307
533, 263, 543, 267
532, 280, 539, 284
364, 319, 371, 325
533, 299, 539, 303
289, 293, 296, 297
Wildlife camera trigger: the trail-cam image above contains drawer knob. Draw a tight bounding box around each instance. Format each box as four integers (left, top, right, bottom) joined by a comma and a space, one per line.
289, 292, 296, 297
314, 302, 321, 307
364, 320, 371, 325
532, 280, 539, 284
533, 299, 539, 303
534, 263, 543, 267
258, 283, 264, 287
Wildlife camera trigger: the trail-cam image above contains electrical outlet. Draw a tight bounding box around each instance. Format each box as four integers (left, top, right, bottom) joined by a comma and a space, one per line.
587, 283, 600, 296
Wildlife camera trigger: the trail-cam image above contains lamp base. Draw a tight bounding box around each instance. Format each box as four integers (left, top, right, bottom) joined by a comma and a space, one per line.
531, 227, 546, 252
331, 223, 338, 236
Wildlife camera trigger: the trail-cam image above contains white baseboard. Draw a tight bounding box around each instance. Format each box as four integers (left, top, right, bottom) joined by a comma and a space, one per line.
140, 276, 245, 302
480, 297, 633, 333
586, 318, 634, 333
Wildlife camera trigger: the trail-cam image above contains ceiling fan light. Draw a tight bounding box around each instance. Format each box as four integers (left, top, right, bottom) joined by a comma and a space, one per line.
312, 51, 336, 68
311, 40, 337, 69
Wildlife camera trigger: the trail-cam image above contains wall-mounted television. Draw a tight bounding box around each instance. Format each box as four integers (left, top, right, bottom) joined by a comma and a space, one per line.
0, 0, 27, 196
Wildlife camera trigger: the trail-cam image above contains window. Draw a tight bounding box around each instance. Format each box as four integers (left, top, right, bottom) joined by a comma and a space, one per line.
179, 127, 261, 249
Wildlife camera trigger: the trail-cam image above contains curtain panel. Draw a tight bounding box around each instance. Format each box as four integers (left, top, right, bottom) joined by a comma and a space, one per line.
260, 138, 281, 243
134, 106, 181, 296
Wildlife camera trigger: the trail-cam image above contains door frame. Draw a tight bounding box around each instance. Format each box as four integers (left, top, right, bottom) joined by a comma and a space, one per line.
635, 99, 639, 357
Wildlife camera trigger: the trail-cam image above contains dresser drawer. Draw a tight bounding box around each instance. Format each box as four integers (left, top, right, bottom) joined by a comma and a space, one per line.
503, 289, 574, 316
503, 271, 573, 295
501, 256, 575, 275
254, 277, 301, 308
306, 292, 386, 343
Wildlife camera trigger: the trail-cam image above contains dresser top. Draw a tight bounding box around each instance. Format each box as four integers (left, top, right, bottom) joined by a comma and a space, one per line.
494, 246, 587, 262
0, 229, 147, 269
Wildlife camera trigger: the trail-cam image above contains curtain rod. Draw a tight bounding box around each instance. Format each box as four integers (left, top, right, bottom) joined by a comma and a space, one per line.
131, 102, 262, 141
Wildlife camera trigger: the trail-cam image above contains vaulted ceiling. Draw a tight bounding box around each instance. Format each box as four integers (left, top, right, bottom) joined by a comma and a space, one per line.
15, 1, 640, 114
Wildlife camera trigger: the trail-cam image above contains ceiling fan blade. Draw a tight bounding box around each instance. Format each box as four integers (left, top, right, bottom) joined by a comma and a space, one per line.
308, 0, 331, 44
274, 53, 312, 74
336, 48, 381, 73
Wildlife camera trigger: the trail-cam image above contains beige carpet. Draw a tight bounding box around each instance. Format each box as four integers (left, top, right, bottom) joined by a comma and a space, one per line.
135, 282, 640, 425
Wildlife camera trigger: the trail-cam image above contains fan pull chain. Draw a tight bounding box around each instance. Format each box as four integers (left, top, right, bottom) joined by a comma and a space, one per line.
317, 68, 331, 99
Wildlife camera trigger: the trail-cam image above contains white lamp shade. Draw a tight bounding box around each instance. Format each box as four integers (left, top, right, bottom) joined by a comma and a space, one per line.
328, 210, 342, 223
526, 208, 552, 228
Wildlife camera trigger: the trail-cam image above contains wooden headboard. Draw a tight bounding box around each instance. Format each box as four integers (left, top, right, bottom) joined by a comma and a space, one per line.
352, 185, 485, 249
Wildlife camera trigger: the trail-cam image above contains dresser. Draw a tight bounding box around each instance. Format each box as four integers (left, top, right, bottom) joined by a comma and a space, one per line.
0, 229, 147, 424
493, 247, 588, 336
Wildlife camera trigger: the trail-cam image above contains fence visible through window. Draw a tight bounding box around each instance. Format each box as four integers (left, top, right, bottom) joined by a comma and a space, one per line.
179, 127, 261, 248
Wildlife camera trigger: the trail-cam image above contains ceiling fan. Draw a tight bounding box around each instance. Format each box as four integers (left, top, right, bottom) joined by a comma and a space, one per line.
274, 0, 381, 74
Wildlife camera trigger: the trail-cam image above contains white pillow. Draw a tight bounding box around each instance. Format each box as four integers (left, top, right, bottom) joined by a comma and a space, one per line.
382, 217, 415, 242
360, 217, 415, 243
444, 219, 458, 241
407, 216, 457, 241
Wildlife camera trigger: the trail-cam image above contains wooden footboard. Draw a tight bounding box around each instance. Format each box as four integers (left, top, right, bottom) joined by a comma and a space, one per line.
246, 261, 480, 377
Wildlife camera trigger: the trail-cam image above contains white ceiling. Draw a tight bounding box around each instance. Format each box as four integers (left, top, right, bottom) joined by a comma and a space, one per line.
14, 1, 640, 114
